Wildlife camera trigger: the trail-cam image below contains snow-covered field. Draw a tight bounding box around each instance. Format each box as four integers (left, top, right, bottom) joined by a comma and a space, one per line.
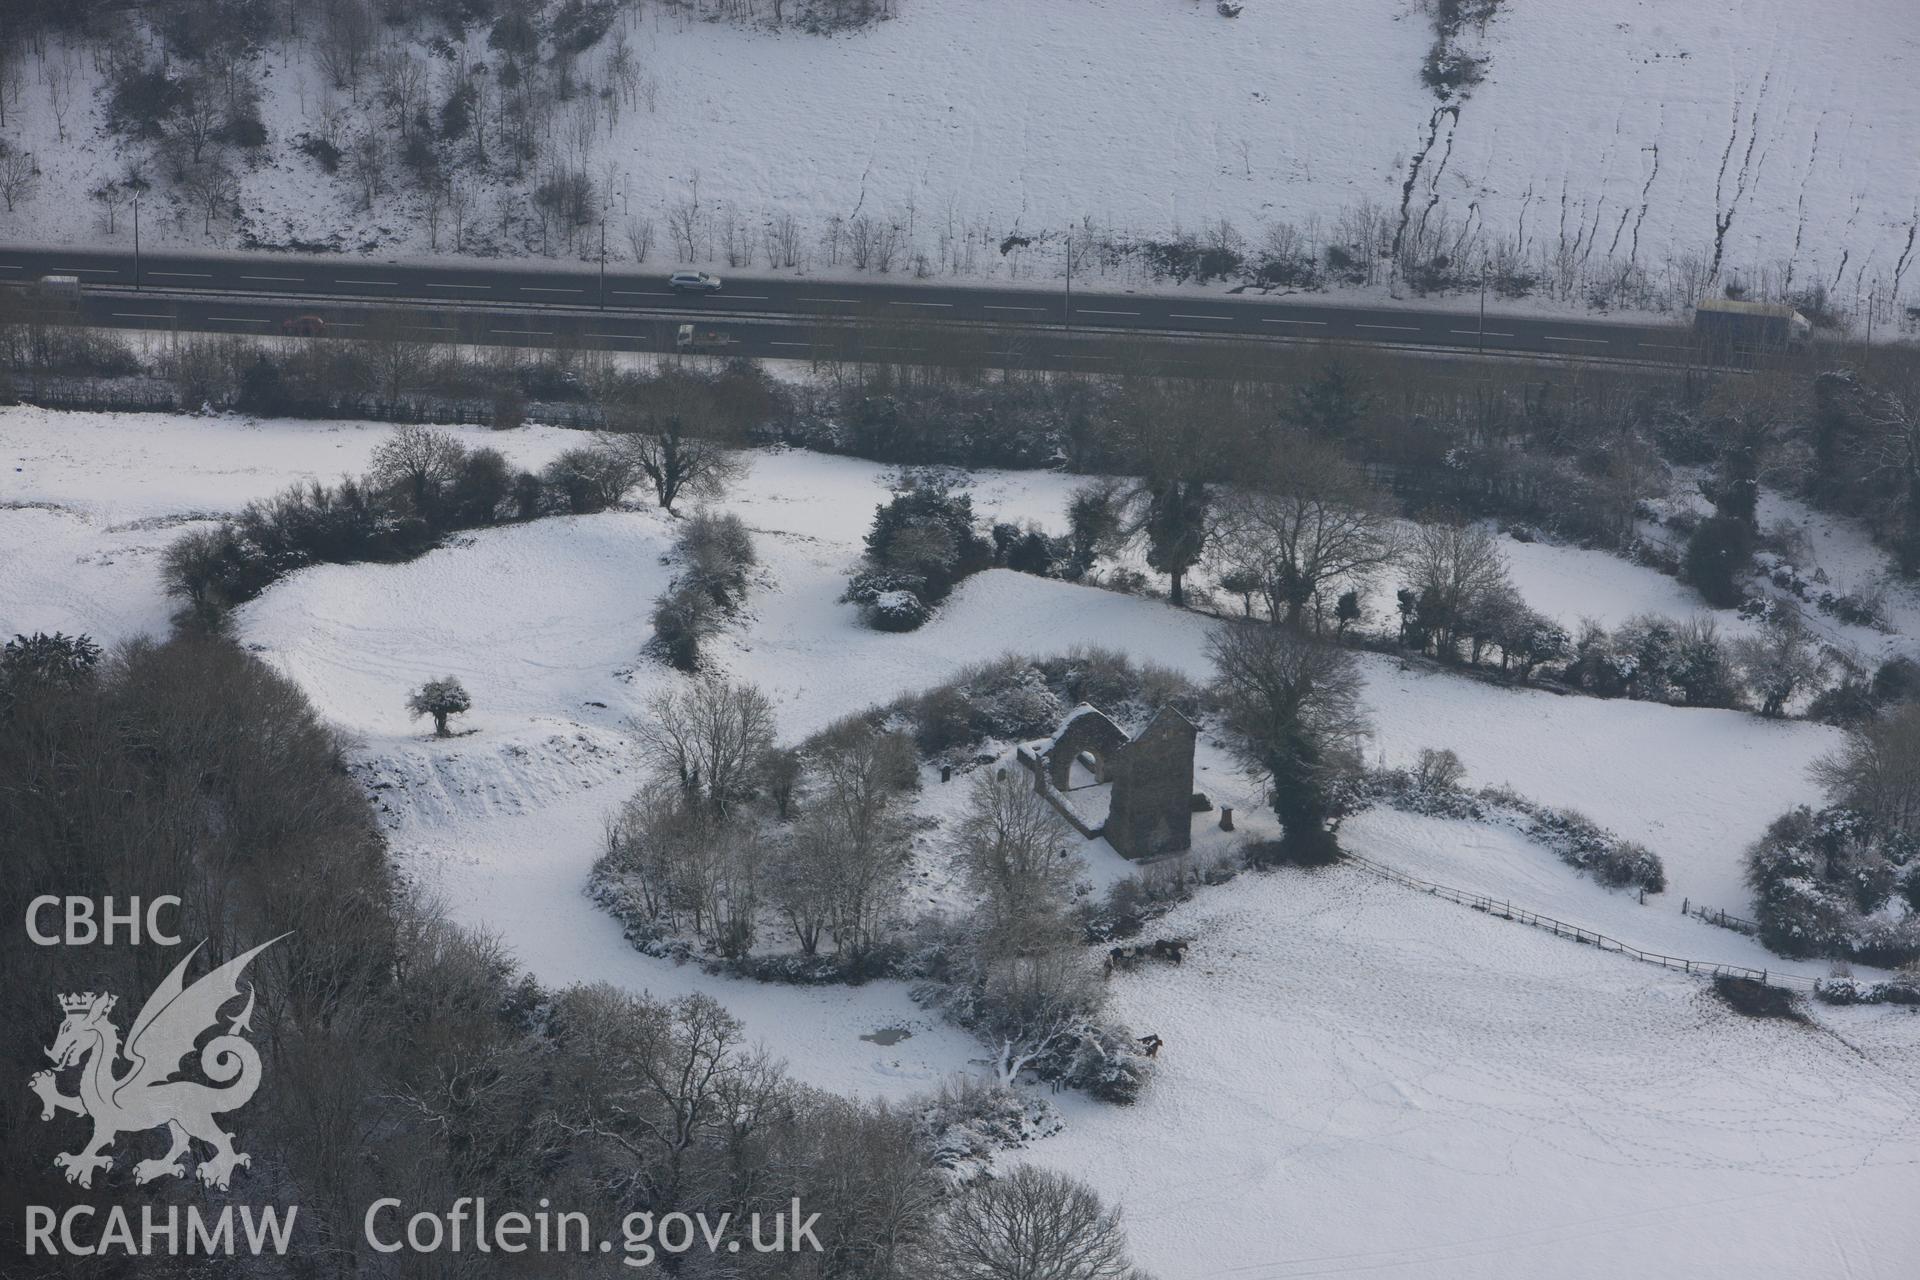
1030, 866, 1920, 1279
5, 1, 1919, 323
4, 405, 1918, 1275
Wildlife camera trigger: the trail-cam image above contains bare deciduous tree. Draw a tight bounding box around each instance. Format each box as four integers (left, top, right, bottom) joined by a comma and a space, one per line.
1811, 702, 1920, 839
927, 1165, 1143, 1280
605, 382, 749, 511
766, 208, 801, 268
1101, 376, 1252, 606
633, 676, 776, 816
0, 150, 40, 213
369, 423, 468, 515
317, 0, 375, 89
974, 951, 1108, 1087
358, 313, 437, 406
89, 179, 129, 234
447, 177, 472, 251
175, 75, 222, 164
46, 59, 74, 141
377, 47, 426, 139
182, 160, 237, 236
1209, 620, 1370, 862
601, 779, 762, 948
1405, 520, 1510, 658
348, 130, 387, 210
1211, 434, 1400, 626
783, 719, 916, 955
1734, 608, 1827, 718
625, 215, 656, 263
956, 769, 1078, 951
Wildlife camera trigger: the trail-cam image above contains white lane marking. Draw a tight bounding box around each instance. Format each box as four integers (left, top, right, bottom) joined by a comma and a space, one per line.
1354, 323, 1420, 332
1637, 341, 1691, 350
241, 274, 303, 283
148, 271, 212, 279
1543, 334, 1610, 344
0, 264, 21, 271
328, 322, 363, 328
727, 294, 770, 300
52, 266, 119, 274
769, 341, 809, 348
1261, 318, 1328, 326
336, 279, 399, 286
426, 282, 490, 290
612, 290, 674, 297
798, 296, 860, 304
584, 332, 633, 340
1450, 328, 1515, 338
209, 316, 269, 324
491, 328, 553, 336
1076, 308, 1139, 316
1168, 312, 1232, 321
519, 286, 582, 294
983, 304, 1044, 312
406, 325, 456, 333
889, 300, 954, 308
111, 312, 172, 319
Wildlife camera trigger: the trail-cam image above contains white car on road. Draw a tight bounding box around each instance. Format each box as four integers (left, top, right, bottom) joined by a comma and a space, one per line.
668, 271, 723, 294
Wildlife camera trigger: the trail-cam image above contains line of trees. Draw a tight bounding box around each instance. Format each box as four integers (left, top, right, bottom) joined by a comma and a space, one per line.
159, 364, 758, 614
19, 294, 1919, 633
597, 682, 917, 970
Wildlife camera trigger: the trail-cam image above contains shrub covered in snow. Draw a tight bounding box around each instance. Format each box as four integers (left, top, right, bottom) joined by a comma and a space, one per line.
990, 520, 1065, 576
158, 425, 614, 609
914, 949, 1152, 1103
406, 676, 472, 737
913, 1076, 1064, 1174
1562, 612, 1748, 710
1364, 764, 1668, 894
1081, 858, 1211, 940
674, 509, 757, 610
1744, 806, 1920, 965
845, 481, 994, 630
965, 661, 1067, 740
649, 585, 720, 671
1812, 974, 1920, 1006
866, 588, 930, 632
648, 511, 760, 669
541, 441, 639, 513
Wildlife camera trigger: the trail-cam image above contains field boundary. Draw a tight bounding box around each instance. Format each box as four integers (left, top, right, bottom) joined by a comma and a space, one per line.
1344, 851, 1818, 990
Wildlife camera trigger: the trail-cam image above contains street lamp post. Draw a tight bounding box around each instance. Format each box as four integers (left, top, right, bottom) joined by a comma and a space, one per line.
1478, 265, 1487, 353
133, 190, 142, 290
599, 214, 608, 311
1064, 230, 1074, 338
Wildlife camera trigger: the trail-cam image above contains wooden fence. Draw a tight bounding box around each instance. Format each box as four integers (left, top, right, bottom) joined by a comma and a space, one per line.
1681, 898, 1760, 936
1343, 851, 1817, 991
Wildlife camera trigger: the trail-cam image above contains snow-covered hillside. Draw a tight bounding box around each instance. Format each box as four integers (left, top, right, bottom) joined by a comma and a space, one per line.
6, 405, 1918, 1276
4, 1, 1918, 324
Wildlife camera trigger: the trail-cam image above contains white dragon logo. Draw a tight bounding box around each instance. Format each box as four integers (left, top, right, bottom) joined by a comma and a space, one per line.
30, 936, 284, 1191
